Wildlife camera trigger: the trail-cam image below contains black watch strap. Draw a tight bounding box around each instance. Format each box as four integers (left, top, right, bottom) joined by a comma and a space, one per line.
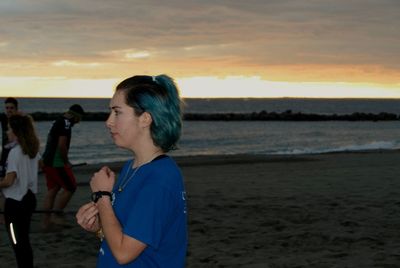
91, 191, 112, 203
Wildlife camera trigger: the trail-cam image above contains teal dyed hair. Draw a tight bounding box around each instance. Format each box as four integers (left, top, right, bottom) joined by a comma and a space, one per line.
116, 74, 183, 152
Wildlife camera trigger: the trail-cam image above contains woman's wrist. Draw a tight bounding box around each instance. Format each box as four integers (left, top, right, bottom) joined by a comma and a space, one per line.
91, 191, 113, 203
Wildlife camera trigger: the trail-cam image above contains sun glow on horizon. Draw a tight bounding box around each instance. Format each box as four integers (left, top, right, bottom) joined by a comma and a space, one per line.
0, 77, 118, 98
179, 77, 400, 99
0, 76, 399, 99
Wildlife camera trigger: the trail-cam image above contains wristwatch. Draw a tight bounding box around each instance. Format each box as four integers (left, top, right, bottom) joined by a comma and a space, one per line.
91, 191, 112, 203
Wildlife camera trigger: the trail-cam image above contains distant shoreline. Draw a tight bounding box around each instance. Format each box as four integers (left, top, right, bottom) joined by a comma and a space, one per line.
73, 149, 400, 172
7, 111, 400, 121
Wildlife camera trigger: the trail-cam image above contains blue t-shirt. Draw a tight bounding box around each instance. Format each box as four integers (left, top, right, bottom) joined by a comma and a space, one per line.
97, 155, 188, 267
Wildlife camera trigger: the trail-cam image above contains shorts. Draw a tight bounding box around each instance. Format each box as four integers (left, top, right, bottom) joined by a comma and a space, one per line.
43, 165, 77, 192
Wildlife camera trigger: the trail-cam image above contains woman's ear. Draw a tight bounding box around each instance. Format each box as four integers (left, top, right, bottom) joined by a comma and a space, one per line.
140, 112, 153, 128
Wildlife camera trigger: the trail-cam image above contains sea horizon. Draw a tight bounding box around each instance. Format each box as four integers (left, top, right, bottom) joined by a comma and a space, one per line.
4, 97, 400, 115
1, 97, 399, 165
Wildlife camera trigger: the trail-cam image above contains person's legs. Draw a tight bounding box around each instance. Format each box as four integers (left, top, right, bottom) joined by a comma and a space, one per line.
54, 165, 77, 212
55, 189, 73, 210
4, 192, 36, 268
42, 186, 60, 229
42, 166, 62, 228
43, 165, 77, 227
19, 190, 36, 267
51, 189, 73, 224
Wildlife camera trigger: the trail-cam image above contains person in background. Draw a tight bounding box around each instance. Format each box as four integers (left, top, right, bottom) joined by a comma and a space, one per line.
0, 97, 19, 224
0, 114, 40, 268
0, 97, 19, 177
76, 75, 188, 267
41, 104, 85, 229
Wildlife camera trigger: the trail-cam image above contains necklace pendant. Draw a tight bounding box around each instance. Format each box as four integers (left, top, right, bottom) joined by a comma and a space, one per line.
118, 164, 141, 192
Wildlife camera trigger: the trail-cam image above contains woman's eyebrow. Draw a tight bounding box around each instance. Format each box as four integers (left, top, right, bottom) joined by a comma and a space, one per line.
110, 105, 121, 110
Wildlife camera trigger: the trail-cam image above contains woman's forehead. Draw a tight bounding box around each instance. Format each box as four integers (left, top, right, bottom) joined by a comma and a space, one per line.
109, 91, 126, 106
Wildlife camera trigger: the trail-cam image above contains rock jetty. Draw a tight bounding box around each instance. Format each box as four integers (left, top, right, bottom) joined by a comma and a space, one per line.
21, 110, 400, 121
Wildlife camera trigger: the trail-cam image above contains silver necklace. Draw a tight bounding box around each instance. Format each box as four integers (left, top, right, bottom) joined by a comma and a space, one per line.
118, 165, 140, 192
118, 151, 163, 192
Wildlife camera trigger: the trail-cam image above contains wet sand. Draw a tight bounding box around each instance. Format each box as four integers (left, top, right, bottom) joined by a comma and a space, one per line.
1, 151, 400, 267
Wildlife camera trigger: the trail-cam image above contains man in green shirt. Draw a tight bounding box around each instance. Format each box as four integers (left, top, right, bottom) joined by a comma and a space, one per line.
41, 104, 84, 229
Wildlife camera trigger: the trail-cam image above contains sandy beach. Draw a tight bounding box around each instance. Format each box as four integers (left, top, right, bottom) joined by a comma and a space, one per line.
1, 151, 400, 267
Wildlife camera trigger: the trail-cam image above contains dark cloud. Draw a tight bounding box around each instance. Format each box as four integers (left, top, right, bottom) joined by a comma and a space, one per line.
0, 0, 399, 79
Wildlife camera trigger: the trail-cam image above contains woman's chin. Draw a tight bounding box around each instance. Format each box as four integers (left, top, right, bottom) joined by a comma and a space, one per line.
114, 142, 128, 150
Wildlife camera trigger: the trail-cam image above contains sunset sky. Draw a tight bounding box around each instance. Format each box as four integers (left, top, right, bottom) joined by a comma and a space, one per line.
0, 0, 399, 98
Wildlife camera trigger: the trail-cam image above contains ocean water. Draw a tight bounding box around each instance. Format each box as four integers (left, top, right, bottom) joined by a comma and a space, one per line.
12, 97, 400, 114
4, 97, 400, 164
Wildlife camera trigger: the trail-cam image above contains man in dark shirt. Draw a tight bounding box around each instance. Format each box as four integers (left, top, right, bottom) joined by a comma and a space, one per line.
41, 104, 84, 229
0, 97, 19, 224
0, 97, 19, 177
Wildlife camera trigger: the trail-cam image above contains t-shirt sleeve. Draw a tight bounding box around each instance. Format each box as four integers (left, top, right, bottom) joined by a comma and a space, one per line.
6, 148, 18, 174
124, 184, 176, 249
58, 119, 71, 136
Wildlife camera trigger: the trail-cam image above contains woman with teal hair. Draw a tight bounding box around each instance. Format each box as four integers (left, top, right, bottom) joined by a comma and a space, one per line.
76, 74, 187, 267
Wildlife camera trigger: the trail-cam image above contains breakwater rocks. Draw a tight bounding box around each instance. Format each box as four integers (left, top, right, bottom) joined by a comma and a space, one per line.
23, 110, 400, 121
29, 112, 109, 121
184, 110, 399, 121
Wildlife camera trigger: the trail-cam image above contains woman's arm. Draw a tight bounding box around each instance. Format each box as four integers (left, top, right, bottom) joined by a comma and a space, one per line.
90, 166, 147, 265
97, 197, 147, 264
58, 136, 70, 165
0, 171, 16, 188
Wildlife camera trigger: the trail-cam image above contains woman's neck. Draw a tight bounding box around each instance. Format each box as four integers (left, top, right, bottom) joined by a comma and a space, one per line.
132, 147, 164, 168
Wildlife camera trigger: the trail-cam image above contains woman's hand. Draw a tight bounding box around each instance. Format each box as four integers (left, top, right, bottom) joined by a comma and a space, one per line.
90, 166, 116, 192
76, 202, 100, 232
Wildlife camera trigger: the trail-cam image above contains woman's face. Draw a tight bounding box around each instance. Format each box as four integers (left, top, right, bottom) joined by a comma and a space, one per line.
106, 90, 143, 150
7, 126, 17, 143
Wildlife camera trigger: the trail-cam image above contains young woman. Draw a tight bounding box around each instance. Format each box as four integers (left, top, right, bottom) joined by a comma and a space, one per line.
76, 74, 187, 267
0, 114, 40, 268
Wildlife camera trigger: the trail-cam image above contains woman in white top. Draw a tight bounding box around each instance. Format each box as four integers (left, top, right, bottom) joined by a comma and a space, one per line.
0, 114, 40, 268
